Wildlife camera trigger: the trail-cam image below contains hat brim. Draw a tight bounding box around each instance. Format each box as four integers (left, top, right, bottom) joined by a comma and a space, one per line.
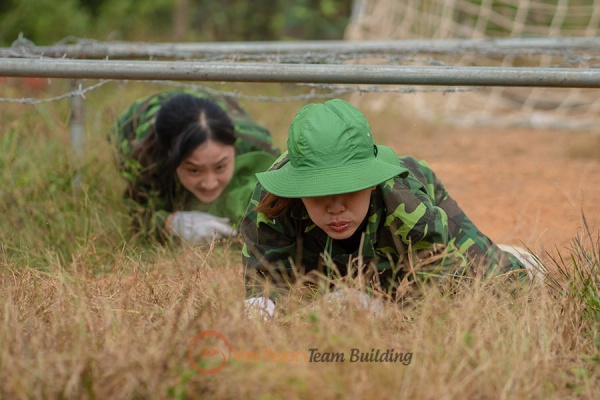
256, 145, 405, 198
376, 145, 400, 166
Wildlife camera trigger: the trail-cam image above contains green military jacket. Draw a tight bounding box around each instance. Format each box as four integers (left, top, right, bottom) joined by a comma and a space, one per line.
114, 89, 280, 236
241, 154, 525, 298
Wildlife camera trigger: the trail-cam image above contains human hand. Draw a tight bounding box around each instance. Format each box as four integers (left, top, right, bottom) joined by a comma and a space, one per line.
497, 244, 544, 284
170, 211, 236, 244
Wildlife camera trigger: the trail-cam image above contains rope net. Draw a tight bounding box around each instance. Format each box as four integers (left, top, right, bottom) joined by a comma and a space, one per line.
345, 0, 600, 131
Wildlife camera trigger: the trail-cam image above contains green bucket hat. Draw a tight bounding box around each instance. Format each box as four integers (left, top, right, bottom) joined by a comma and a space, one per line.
256, 99, 405, 198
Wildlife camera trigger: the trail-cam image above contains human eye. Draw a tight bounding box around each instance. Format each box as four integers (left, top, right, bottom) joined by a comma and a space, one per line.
215, 163, 228, 172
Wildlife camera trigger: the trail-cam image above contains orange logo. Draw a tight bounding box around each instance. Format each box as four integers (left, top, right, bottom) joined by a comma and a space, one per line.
188, 330, 231, 374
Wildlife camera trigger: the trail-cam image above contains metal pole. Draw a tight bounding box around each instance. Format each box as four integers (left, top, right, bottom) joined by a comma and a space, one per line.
3, 37, 600, 59
1, 58, 600, 88
69, 79, 84, 192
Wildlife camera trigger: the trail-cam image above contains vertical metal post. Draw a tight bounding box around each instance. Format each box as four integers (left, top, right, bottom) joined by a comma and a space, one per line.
69, 79, 84, 192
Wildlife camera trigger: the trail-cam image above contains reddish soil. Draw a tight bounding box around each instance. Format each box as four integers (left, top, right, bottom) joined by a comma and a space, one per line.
381, 126, 600, 260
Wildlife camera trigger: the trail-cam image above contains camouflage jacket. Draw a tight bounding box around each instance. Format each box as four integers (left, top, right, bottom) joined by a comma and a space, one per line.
113, 89, 280, 236
241, 154, 525, 298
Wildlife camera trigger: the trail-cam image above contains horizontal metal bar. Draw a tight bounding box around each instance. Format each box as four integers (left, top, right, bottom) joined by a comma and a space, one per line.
1, 58, 600, 87
3, 37, 600, 59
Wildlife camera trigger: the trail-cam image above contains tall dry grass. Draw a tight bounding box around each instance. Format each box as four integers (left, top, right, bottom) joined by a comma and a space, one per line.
1, 237, 598, 399
0, 80, 598, 399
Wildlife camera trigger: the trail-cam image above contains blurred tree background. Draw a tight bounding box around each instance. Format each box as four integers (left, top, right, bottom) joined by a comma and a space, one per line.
0, 0, 354, 46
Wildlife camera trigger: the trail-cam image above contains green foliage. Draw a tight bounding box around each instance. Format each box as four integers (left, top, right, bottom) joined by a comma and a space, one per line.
0, 0, 92, 46
545, 215, 600, 324
543, 214, 600, 360
0, 89, 130, 271
94, 0, 174, 41
0, 0, 353, 46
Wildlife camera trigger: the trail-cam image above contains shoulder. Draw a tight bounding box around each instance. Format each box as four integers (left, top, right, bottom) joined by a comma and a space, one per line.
397, 155, 431, 171
396, 155, 438, 186
118, 91, 181, 124
115, 92, 178, 144
377, 155, 437, 199
266, 151, 289, 171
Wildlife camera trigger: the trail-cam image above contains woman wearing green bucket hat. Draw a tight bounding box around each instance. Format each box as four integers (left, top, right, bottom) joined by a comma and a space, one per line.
241, 99, 527, 316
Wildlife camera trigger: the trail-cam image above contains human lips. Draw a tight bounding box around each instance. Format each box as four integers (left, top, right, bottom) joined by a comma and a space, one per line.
327, 221, 351, 232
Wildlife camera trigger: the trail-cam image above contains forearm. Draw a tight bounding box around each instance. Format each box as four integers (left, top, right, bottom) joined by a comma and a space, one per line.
242, 242, 295, 299
392, 203, 450, 250
164, 212, 175, 233
240, 210, 298, 299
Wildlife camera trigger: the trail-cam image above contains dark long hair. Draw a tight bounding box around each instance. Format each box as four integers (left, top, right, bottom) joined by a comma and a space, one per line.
129, 93, 236, 211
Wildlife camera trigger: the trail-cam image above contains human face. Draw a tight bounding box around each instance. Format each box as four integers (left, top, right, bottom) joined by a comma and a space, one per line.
301, 188, 374, 240
176, 140, 235, 204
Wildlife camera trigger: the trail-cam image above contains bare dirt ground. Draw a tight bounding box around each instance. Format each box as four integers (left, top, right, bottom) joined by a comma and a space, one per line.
381, 125, 600, 261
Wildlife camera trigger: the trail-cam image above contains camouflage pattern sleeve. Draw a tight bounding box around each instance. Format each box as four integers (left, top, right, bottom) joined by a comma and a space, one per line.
241, 182, 300, 298
381, 168, 450, 250
113, 91, 173, 150
112, 92, 174, 237
397, 156, 525, 276
123, 184, 172, 240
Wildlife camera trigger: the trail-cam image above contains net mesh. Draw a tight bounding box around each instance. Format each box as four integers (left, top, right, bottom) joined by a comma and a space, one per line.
345, 0, 600, 131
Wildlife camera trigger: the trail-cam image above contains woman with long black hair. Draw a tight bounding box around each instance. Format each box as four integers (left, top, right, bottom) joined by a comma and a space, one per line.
113, 89, 280, 243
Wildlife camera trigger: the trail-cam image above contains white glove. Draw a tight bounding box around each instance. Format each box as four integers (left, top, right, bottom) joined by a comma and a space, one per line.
243, 297, 276, 320
170, 211, 236, 244
497, 244, 544, 284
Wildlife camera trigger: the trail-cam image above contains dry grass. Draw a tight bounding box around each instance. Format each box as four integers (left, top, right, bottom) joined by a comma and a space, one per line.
0, 80, 598, 399
1, 239, 598, 399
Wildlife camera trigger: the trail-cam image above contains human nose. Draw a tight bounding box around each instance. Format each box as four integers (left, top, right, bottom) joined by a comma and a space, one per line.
325, 195, 345, 214
200, 172, 218, 190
